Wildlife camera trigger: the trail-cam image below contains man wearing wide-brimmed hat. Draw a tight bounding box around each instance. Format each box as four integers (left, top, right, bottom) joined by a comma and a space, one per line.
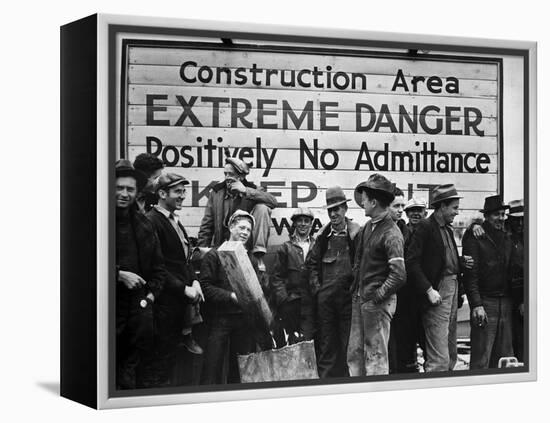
271, 207, 317, 347
146, 172, 204, 385
462, 195, 514, 369
114, 159, 167, 389
306, 186, 361, 378
197, 157, 277, 271
347, 174, 406, 376
406, 183, 471, 372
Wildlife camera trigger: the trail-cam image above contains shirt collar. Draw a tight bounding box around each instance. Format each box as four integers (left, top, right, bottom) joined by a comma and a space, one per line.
154, 204, 174, 220
329, 223, 348, 237
291, 233, 313, 245
371, 210, 389, 226
433, 211, 452, 229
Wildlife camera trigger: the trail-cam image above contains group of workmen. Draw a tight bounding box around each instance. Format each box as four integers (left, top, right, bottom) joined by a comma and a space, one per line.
115, 153, 525, 390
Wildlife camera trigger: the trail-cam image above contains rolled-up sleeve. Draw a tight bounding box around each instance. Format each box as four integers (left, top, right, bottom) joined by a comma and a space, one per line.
376, 230, 406, 300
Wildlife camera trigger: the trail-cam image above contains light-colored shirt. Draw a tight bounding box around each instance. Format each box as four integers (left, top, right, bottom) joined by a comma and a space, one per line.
154, 205, 189, 257
433, 212, 459, 276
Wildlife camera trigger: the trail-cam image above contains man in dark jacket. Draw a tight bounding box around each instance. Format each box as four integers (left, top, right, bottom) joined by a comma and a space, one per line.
306, 186, 361, 378
508, 199, 525, 362
389, 196, 428, 373
146, 173, 204, 385
133, 153, 164, 213
115, 159, 166, 389
197, 157, 277, 270
462, 195, 514, 369
271, 207, 316, 346
348, 175, 406, 376
200, 210, 268, 385
406, 184, 472, 372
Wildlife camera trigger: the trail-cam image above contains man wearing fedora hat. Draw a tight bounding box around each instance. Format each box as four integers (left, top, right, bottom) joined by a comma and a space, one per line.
347, 174, 406, 376
271, 207, 316, 346
306, 186, 360, 378
406, 183, 471, 372
462, 195, 514, 369
197, 157, 277, 271
114, 159, 167, 389
146, 173, 204, 385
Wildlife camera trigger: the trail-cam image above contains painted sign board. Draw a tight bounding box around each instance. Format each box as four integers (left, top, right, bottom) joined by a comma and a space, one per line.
121, 42, 511, 249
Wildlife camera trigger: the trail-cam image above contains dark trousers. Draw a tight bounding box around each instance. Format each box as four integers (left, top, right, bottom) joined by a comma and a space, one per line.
389, 286, 423, 373
152, 304, 184, 387
201, 313, 255, 384
116, 290, 154, 389
470, 296, 514, 369
512, 307, 524, 363
316, 287, 352, 378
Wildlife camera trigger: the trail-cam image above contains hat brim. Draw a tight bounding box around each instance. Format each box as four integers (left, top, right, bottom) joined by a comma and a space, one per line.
157, 179, 190, 192
404, 205, 427, 211
116, 168, 148, 192
509, 211, 524, 217
291, 213, 314, 221
431, 195, 462, 206
480, 205, 510, 213
324, 198, 351, 209
354, 186, 394, 208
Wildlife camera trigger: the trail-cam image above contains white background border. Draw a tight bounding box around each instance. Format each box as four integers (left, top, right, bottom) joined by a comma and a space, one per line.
3, 0, 545, 421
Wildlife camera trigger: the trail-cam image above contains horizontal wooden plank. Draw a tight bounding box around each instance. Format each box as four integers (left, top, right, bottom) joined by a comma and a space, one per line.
127, 105, 497, 136
128, 84, 498, 117
128, 47, 499, 80
174, 205, 490, 224
128, 64, 497, 98
174, 208, 487, 249
128, 145, 498, 173
125, 165, 494, 210
127, 126, 498, 154
136, 167, 497, 192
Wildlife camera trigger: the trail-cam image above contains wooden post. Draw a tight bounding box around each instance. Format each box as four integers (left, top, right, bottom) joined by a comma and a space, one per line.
217, 241, 273, 327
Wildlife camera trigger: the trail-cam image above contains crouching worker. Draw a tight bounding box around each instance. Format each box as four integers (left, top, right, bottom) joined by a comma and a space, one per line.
200, 210, 271, 384
271, 208, 316, 346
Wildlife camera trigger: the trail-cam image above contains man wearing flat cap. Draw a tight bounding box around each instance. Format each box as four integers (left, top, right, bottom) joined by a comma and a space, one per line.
405, 197, 428, 240
146, 172, 204, 385
306, 186, 360, 378
114, 159, 167, 389
462, 195, 514, 369
197, 157, 277, 271
406, 184, 472, 372
271, 207, 316, 346
347, 174, 406, 376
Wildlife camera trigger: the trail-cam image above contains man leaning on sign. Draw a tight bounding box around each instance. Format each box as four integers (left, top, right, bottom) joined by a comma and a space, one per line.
197, 157, 277, 271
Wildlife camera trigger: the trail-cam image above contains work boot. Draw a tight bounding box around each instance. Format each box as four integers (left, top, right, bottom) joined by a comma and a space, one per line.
179, 334, 203, 355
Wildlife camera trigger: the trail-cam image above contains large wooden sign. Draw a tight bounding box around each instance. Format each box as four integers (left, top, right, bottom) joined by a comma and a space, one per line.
122, 43, 501, 247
